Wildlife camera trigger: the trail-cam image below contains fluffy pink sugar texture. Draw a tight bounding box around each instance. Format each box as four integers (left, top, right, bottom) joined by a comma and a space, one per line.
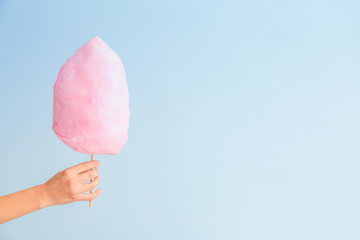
53, 36, 130, 155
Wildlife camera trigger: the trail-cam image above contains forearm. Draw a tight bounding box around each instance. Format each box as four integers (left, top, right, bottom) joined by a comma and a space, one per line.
0, 161, 101, 224
0, 184, 52, 224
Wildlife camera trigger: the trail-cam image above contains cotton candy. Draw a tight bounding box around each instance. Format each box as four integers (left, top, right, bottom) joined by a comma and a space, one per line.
52, 36, 130, 155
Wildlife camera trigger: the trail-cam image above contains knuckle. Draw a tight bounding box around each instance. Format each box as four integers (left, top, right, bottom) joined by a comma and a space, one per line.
90, 183, 99, 190
91, 181, 98, 188
90, 170, 98, 179
95, 176, 101, 184
86, 174, 93, 182
62, 169, 71, 178
68, 181, 77, 194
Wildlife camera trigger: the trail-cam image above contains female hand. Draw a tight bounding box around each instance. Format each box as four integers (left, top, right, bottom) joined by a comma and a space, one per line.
42, 160, 102, 207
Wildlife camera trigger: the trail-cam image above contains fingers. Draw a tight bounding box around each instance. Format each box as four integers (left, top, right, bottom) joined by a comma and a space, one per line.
80, 175, 101, 192
76, 188, 103, 201
77, 168, 99, 183
67, 160, 101, 175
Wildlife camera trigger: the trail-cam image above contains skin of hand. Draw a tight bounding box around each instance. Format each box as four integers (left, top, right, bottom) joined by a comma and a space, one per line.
43, 160, 102, 206
0, 160, 102, 224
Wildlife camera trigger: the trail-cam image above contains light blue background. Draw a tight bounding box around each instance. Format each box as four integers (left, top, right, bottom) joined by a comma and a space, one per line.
1, 0, 360, 239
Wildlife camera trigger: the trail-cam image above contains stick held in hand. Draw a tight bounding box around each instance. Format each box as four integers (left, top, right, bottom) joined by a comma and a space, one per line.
89, 154, 94, 208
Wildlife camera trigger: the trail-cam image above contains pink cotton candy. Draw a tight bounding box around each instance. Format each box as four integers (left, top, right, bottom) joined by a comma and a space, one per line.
52, 36, 130, 155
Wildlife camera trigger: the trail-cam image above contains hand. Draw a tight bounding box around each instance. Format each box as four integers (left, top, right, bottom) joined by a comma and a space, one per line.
41, 160, 102, 207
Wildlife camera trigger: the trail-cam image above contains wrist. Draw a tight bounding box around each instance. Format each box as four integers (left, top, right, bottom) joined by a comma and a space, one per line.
36, 184, 55, 209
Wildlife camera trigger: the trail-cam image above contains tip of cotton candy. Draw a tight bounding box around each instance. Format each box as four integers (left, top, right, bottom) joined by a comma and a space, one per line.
86, 36, 105, 47
52, 36, 130, 155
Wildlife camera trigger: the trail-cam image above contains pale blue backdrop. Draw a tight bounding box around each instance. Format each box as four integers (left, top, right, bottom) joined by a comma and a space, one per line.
1, 0, 360, 239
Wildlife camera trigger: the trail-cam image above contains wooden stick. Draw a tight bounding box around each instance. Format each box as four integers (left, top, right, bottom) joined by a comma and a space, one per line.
89, 154, 94, 208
